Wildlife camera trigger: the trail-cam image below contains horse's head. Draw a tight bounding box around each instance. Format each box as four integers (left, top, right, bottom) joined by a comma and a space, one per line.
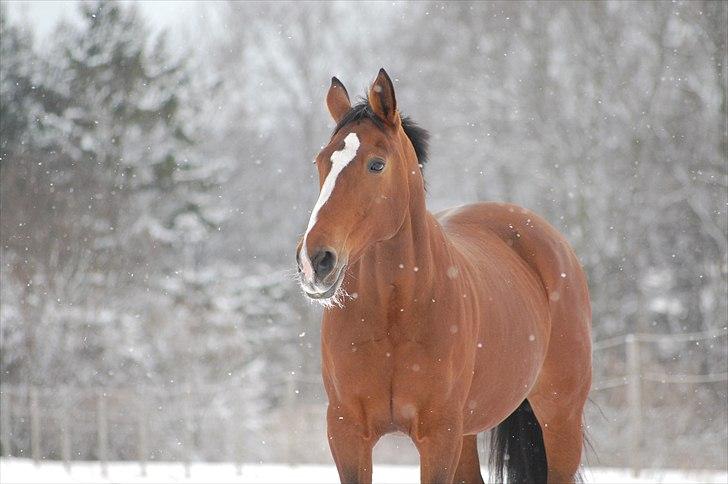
296, 68, 428, 305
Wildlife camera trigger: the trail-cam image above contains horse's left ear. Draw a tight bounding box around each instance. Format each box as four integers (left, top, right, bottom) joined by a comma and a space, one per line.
368, 68, 398, 126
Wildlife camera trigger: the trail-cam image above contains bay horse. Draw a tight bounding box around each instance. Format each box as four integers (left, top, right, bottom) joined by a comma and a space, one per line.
296, 68, 592, 483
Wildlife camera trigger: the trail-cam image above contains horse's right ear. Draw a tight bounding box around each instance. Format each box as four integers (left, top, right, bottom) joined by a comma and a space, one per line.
368, 68, 398, 126
326, 77, 351, 123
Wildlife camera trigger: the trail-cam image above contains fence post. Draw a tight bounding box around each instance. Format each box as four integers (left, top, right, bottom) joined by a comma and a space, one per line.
137, 389, 148, 477
1, 388, 11, 457
59, 389, 72, 472
30, 386, 41, 465
97, 389, 108, 477
183, 383, 193, 479
286, 374, 296, 464
224, 413, 239, 475
233, 388, 243, 475
626, 334, 642, 477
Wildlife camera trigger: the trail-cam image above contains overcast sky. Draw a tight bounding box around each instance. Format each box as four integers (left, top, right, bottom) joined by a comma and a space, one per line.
4, 0, 202, 37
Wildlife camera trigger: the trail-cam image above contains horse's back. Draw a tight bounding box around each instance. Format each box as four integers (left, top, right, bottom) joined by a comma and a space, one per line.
436, 201, 590, 328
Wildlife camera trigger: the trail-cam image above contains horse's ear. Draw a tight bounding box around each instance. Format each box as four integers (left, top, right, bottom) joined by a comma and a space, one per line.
326, 77, 351, 123
368, 68, 398, 126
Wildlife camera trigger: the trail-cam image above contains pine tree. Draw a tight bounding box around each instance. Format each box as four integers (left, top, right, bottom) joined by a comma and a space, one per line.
0, 7, 75, 384
0, 1, 223, 388
53, 1, 219, 246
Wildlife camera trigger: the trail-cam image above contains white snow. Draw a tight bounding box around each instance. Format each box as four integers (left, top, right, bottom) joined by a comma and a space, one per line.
1, 459, 725, 484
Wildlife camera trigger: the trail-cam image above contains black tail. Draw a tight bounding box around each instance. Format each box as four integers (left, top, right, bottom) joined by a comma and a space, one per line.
489, 399, 547, 484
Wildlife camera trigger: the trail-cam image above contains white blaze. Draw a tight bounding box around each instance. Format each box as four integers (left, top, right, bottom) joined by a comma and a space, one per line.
300, 132, 360, 280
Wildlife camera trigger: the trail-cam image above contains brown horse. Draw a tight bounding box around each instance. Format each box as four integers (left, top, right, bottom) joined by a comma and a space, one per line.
296, 68, 592, 484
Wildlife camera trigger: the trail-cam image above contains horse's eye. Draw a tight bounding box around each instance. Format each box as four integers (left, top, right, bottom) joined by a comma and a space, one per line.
368, 158, 386, 173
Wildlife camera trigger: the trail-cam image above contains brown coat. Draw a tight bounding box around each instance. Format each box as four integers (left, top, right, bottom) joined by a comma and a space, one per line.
298, 69, 592, 483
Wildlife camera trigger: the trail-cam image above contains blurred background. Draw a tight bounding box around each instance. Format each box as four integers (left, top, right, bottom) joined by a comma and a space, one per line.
0, 0, 726, 477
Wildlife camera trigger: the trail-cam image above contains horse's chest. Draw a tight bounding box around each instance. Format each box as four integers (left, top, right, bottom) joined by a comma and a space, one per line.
324, 332, 470, 433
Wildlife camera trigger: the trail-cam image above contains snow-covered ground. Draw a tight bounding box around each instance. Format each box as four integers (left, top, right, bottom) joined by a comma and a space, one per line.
1, 459, 726, 484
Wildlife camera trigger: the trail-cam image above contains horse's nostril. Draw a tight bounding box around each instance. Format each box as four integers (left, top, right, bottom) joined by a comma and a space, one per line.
312, 249, 337, 279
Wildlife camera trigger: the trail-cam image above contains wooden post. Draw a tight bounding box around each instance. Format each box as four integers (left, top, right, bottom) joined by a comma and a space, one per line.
96, 390, 108, 477
59, 391, 72, 472
29, 386, 41, 465
233, 390, 243, 475
224, 415, 233, 472
225, 410, 241, 475
286, 374, 296, 465
183, 384, 193, 479
626, 334, 642, 477
137, 391, 148, 477
1, 388, 12, 457
233, 415, 242, 476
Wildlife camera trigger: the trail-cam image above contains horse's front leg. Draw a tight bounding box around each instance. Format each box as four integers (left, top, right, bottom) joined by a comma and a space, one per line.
413, 416, 464, 483
327, 404, 375, 484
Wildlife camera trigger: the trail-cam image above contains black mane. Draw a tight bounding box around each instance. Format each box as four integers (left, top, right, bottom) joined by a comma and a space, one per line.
333, 100, 430, 171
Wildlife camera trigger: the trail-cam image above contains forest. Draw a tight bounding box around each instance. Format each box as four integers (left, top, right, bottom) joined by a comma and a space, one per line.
1, 0, 726, 470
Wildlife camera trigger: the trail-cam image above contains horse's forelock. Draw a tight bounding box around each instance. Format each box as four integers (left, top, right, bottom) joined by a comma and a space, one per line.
332, 100, 430, 172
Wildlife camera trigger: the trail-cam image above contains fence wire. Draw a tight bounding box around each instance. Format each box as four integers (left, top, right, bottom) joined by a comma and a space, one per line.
0, 329, 726, 473
592, 327, 728, 351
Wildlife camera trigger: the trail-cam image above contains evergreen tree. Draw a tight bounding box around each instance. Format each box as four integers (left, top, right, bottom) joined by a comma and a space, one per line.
52, 1, 219, 246
1, 1, 222, 387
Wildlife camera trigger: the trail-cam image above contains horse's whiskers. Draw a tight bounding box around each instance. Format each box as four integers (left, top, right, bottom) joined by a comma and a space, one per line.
283, 266, 301, 282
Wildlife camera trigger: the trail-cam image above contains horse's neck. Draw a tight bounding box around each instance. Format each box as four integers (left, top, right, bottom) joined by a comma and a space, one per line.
352, 185, 450, 310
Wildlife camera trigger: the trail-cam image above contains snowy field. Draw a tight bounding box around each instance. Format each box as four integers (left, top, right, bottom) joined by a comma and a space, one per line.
1, 459, 726, 484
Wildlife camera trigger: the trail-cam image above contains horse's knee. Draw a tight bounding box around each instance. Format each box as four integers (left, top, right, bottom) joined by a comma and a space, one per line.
339, 469, 364, 484
328, 440, 374, 484
326, 406, 375, 484
453, 435, 484, 484
414, 424, 465, 483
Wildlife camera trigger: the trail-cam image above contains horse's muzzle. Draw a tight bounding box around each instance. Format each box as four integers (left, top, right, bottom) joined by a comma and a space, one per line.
298, 261, 346, 301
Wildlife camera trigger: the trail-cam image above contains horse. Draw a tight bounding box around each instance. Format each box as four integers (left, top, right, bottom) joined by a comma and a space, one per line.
295, 68, 592, 484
